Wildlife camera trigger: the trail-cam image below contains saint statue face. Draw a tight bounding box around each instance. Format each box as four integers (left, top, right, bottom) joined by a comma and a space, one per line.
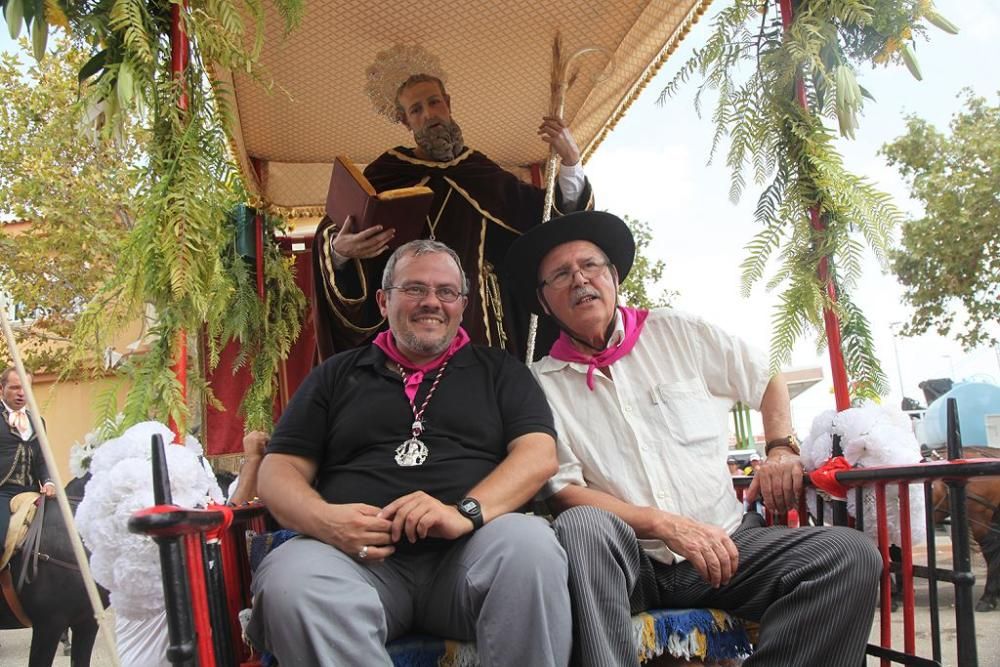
398, 80, 464, 161
397, 80, 452, 133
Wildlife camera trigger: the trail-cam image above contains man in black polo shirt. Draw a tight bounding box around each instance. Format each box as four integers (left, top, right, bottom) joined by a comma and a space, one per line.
247, 239, 571, 666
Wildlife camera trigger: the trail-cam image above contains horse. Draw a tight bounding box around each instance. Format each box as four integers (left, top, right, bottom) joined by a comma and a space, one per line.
0, 475, 110, 666
930, 446, 1000, 612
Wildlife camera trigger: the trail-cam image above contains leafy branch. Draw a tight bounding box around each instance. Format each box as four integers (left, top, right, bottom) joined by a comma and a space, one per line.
0, 0, 304, 433
660, 0, 956, 400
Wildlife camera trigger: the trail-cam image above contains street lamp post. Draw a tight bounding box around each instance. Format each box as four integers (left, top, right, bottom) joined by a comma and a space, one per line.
890, 322, 906, 403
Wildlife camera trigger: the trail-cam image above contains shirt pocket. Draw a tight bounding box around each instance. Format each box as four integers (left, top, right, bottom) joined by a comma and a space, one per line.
654, 379, 716, 444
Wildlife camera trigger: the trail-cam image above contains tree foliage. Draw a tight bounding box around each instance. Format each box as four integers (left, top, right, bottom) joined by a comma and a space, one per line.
619, 215, 676, 309
882, 90, 1000, 348
0, 0, 304, 433
660, 0, 958, 400
218, 209, 306, 432
0, 38, 146, 373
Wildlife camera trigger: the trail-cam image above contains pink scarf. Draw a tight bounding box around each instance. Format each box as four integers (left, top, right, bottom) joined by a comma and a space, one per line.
373, 327, 471, 402
549, 306, 648, 390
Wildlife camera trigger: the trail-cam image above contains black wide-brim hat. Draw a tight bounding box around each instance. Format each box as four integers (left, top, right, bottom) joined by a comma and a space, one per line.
505, 210, 635, 316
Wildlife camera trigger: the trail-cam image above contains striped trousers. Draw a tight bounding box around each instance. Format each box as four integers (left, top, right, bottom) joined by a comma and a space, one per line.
553, 506, 881, 667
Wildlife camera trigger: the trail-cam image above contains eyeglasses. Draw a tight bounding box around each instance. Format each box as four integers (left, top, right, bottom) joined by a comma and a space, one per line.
384, 284, 466, 303
539, 259, 611, 290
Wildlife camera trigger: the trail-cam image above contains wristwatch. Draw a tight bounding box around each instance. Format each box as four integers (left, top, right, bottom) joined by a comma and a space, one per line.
457, 497, 484, 531
765, 435, 801, 456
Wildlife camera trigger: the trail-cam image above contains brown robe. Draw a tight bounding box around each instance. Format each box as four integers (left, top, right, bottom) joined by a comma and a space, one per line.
313, 146, 593, 361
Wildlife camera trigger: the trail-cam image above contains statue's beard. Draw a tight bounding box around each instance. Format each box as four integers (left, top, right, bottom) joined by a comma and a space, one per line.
414, 119, 465, 162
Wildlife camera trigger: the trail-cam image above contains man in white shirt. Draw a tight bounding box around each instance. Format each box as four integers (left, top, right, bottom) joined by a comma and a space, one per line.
505, 211, 881, 667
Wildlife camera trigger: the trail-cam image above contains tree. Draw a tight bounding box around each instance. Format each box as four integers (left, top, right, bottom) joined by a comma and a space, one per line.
0, 38, 145, 373
619, 215, 676, 309
0, 31, 304, 434
659, 0, 958, 400
882, 91, 1000, 348
0, 0, 304, 432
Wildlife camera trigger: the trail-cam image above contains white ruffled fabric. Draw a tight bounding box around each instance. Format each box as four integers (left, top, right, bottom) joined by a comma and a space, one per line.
801, 401, 925, 545
75, 421, 224, 619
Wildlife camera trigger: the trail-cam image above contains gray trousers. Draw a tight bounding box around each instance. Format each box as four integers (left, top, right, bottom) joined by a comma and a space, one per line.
248, 513, 571, 666
552, 506, 881, 667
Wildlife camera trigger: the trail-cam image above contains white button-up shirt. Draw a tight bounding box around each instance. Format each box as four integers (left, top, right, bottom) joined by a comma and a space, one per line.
532, 308, 771, 564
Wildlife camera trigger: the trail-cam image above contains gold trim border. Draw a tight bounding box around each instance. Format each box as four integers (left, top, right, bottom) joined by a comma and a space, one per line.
581, 0, 715, 165
212, 0, 714, 214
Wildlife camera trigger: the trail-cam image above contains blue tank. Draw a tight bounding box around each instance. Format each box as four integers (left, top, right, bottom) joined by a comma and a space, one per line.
921, 382, 1000, 446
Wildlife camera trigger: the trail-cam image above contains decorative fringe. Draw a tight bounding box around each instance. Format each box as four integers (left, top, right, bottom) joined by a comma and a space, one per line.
441, 640, 480, 667
633, 608, 752, 663
582, 0, 714, 164
386, 636, 443, 667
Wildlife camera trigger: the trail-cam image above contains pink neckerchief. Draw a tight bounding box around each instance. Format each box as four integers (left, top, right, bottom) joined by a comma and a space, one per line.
549, 306, 648, 390
373, 327, 471, 402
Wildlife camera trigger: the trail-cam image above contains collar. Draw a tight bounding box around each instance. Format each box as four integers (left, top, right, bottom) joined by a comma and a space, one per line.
358, 342, 477, 373
605, 309, 626, 348
0, 401, 23, 415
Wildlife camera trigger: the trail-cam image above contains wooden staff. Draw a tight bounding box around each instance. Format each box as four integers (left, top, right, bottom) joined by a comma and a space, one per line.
0, 296, 121, 666
525, 36, 613, 364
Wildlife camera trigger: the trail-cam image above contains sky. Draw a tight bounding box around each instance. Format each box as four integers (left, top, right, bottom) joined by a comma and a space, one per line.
2, 4, 999, 437
583, 1, 1000, 435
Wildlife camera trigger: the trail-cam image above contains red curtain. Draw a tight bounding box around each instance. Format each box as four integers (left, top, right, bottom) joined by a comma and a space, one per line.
203, 232, 317, 456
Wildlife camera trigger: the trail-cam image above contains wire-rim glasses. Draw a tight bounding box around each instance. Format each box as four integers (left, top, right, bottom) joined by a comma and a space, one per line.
384, 284, 466, 303
538, 259, 611, 290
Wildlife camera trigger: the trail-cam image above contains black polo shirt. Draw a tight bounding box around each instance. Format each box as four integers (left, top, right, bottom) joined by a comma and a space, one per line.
267, 344, 555, 511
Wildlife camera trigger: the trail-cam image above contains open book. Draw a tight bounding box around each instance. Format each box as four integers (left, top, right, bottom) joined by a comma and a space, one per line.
325, 156, 434, 250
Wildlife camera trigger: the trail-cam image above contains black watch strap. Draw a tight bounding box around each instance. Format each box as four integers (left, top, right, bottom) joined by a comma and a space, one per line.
457, 497, 484, 530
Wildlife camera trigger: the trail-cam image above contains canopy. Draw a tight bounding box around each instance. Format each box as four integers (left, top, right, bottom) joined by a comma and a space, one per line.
212, 0, 713, 218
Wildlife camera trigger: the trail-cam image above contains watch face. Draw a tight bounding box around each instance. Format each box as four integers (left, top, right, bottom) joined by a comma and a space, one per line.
459, 498, 481, 516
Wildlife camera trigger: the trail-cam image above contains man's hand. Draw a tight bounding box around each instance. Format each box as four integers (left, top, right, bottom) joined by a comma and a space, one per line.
654, 511, 739, 588
331, 215, 395, 260
242, 431, 268, 459
41, 482, 56, 498
538, 115, 580, 166
314, 503, 396, 563
745, 449, 804, 515
381, 491, 474, 543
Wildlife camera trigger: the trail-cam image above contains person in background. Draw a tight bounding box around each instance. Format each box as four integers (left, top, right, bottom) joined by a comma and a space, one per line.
227, 430, 268, 505
0, 367, 55, 546
727, 457, 742, 477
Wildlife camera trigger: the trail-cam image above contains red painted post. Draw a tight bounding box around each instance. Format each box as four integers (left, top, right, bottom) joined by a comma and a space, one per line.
898, 482, 916, 655
778, 0, 851, 411
183, 534, 218, 666
169, 2, 190, 440
875, 483, 892, 667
